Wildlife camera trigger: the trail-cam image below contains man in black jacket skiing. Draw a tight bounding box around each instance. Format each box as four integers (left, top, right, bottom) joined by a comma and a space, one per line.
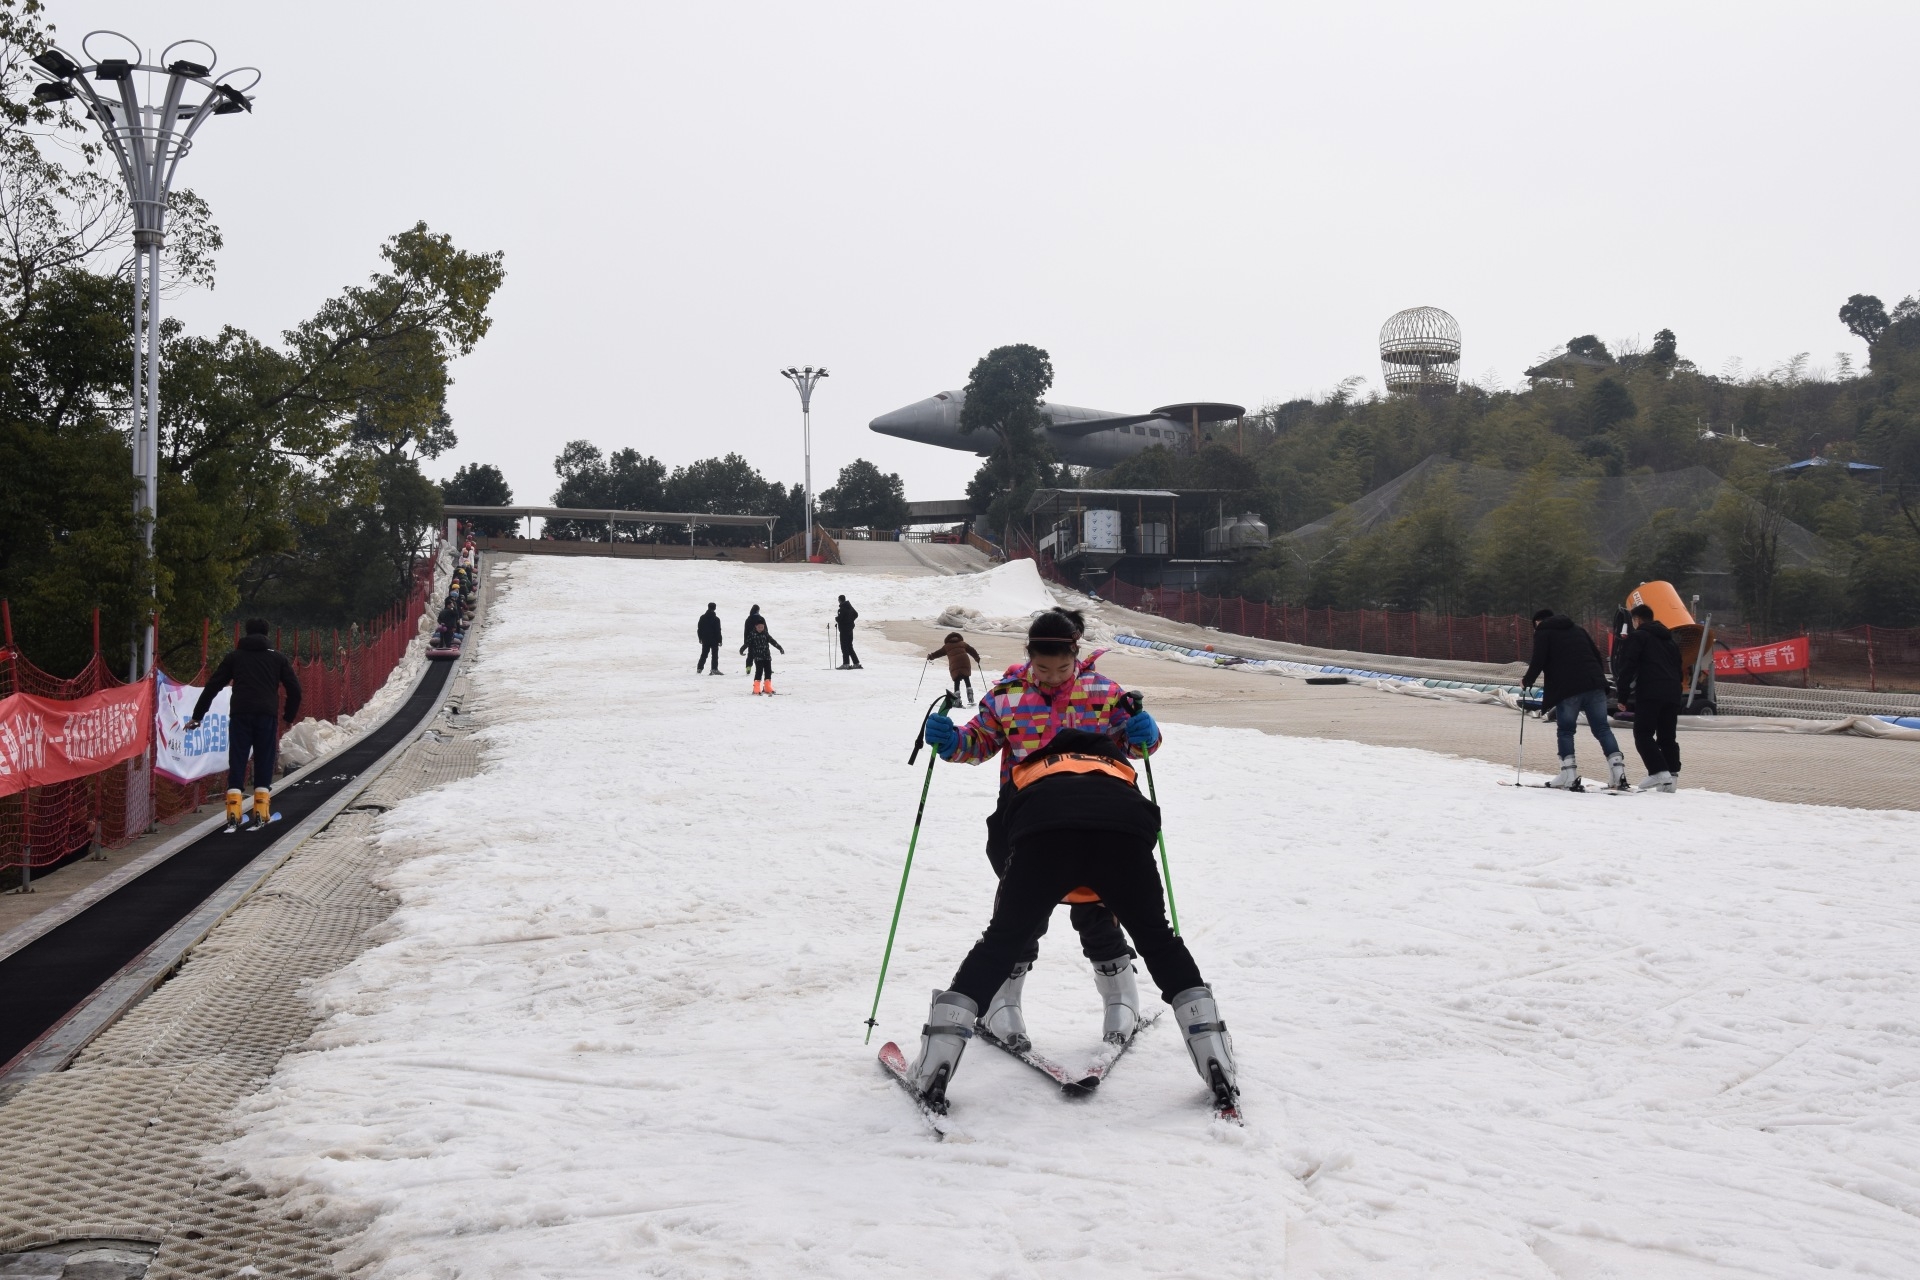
186, 619, 303, 832
1613, 603, 1684, 792
835, 595, 861, 669
1522, 610, 1627, 791
696, 603, 723, 675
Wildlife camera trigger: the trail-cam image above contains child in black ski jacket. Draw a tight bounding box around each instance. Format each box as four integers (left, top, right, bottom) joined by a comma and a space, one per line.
741, 621, 785, 695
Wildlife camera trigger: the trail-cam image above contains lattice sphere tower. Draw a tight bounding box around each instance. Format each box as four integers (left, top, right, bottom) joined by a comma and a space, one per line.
1379, 306, 1461, 394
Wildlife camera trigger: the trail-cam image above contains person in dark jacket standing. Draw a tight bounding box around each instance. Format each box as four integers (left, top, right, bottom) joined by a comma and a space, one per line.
835, 595, 861, 669
1613, 603, 1684, 791
186, 619, 303, 831
1522, 609, 1627, 791
696, 603, 723, 675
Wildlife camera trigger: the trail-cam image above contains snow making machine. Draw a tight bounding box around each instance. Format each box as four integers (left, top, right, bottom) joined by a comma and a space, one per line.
1611, 580, 1718, 714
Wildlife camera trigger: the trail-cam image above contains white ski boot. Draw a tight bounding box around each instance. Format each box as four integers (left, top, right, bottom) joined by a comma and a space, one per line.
1092, 955, 1141, 1044
1645, 770, 1677, 792
905, 990, 977, 1111
1549, 756, 1582, 790
981, 963, 1032, 1051
1171, 985, 1238, 1108
1606, 752, 1629, 791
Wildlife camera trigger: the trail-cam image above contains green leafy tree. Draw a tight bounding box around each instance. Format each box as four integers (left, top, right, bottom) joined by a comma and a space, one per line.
1470, 466, 1594, 614
548, 441, 667, 539
1839, 294, 1890, 349
818, 458, 909, 531
959, 343, 1068, 541
1713, 474, 1789, 630
663, 453, 796, 547
1617, 509, 1709, 598
442, 462, 515, 535
1566, 334, 1613, 362
1648, 328, 1678, 370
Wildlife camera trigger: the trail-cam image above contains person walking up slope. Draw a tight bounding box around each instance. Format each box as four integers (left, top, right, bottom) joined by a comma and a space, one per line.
836, 595, 861, 669
927, 631, 983, 707
1523, 609, 1627, 791
186, 619, 303, 832
697, 603, 723, 675
742, 619, 785, 695
1614, 603, 1685, 791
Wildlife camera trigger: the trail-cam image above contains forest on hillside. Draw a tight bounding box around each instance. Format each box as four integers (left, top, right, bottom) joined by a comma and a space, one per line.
1077, 317, 1920, 632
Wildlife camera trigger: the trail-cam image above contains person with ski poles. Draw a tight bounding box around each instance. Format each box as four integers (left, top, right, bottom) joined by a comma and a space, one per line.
185, 618, 303, 833
1613, 602, 1685, 791
741, 605, 765, 673
696, 602, 724, 675
1522, 608, 1627, 791
921, 608, 1141, 1047
927, 632, 983, 707
836, 595, 862, 669
741, 618, 785, 695
904, 609, 1238, 1115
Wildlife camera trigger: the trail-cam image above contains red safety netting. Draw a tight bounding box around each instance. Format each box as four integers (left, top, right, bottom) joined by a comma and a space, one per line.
1020, 553, 1920, 692
1, 551, 439, 875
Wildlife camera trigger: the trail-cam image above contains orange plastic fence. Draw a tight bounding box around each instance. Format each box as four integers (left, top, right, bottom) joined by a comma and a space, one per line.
1, 556, 437, 874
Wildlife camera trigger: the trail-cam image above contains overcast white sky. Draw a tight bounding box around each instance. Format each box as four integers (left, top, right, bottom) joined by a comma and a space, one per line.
62, 1, 1920, 504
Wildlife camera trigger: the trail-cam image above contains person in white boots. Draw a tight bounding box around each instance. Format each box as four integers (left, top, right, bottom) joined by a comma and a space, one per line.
925, 609, 1142, 1053
1522, 608, 1627, 792
908, 700, 1236, 1115
1613, 602, 1685, 792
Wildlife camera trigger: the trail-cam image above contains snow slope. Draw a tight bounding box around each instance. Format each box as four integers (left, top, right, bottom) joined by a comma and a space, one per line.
228, 556, 1920, 1278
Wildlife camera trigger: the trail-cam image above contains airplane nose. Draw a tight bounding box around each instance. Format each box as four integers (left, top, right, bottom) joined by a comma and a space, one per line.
869, 406, 915, 438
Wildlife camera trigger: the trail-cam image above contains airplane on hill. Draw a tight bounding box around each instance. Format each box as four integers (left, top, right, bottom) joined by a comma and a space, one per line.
869, 391, 1245, 469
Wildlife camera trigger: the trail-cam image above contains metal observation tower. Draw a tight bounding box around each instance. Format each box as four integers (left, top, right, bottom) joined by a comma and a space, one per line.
1379, 306, 1461, 395
29, 33, 258, 676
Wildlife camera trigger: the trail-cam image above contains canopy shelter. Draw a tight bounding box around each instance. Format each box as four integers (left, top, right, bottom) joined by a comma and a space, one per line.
1769, 456, 1883, 476
1022, 488, 1239, 588
443, 505, 781, 548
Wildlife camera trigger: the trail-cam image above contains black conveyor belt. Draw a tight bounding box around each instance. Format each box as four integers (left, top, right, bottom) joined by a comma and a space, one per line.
0, 659, 453, 1069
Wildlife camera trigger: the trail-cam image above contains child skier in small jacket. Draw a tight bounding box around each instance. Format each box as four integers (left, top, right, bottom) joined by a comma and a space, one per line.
926, 632, 983, 706
741, 620, 785, 695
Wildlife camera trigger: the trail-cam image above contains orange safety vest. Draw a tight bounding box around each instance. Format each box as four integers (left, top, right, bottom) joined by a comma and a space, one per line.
1008, 752, 1138, 904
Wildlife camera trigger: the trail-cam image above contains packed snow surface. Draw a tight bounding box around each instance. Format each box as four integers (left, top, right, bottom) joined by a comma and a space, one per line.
229, 556, 1920, 1278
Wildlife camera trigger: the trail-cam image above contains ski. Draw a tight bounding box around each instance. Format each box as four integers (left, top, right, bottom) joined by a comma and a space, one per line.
976, 1027, 1097, 1095
1076, 1011, 1162, 1089
222, 811, 283, 834
877, 1041, 960, 1141
1205, 1063, 1245, 1126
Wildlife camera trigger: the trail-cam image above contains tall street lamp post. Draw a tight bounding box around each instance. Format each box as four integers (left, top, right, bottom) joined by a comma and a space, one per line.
781, 366, 828, 560
30, 33, 257, 677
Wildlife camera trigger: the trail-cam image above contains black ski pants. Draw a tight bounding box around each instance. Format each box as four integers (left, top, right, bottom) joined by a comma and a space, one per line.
1631, 699, 1682, 776
227, 713, 278, 791
838, 624, 858, 665
751, 655, 774, 680
697, 642, 721, 672
951, 828, 1202, 1011
986, 786, 1131, 965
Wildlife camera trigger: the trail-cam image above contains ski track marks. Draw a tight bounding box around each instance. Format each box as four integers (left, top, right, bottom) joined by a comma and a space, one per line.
223, 557, 1920, 1278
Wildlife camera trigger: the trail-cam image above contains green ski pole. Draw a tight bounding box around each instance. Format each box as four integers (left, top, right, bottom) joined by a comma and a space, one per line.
1121, 691, 1180, 935
865, 691, 957, 1043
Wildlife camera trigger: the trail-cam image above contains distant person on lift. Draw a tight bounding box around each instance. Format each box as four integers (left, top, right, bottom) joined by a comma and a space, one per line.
187, 619, 303, 833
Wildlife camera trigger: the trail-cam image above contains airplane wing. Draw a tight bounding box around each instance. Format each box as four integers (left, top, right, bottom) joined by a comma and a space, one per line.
1042, 413, 1163, 438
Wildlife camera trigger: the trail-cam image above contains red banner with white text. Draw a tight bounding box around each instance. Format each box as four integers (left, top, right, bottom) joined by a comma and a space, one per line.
0, 681, 154, 797
1713, 636, 1810, 677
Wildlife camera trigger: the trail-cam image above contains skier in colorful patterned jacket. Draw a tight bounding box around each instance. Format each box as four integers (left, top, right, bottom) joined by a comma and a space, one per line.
906, 608, 1237, 1114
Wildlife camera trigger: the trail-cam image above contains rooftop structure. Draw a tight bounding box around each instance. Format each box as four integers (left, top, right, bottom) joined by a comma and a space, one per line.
1379, 306, 1461, 395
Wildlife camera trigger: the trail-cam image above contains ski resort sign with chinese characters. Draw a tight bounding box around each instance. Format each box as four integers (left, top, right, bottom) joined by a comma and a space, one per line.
1712, 636, 1810, 676
0, 681, 154, 796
